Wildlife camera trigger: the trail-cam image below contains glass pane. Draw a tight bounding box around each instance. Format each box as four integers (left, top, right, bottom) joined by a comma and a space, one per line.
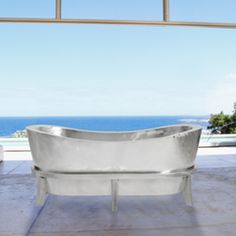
63, 0, 163, 21
171, 0, 236, 23
0, 0, 54, 18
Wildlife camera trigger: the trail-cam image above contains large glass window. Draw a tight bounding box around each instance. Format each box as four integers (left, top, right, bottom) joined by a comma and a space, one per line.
62, 0, 163, 20
171, 0, 236, 23
0, 0, 54, 18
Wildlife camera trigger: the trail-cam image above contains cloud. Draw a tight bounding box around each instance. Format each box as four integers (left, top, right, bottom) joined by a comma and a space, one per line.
225, 73, 236, 81
206, 73, 236, 114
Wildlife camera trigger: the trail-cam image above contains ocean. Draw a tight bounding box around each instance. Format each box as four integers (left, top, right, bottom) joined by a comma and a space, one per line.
0, 116, 209, 137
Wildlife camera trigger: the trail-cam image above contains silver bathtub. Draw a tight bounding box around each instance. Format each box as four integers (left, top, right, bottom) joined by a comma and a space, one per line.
27, 124, 202, 211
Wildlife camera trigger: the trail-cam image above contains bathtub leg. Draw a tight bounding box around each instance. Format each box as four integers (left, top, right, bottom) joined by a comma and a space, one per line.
111, 179, 119, 212
36, 176, 47, 206
182, 175, 193, 207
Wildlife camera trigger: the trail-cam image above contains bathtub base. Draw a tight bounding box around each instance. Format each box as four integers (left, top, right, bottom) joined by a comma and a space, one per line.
182, 175, 193, 206
36, 176, 47, 206
33, 166, 195, 211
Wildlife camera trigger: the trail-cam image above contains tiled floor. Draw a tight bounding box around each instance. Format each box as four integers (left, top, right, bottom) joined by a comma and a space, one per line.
0, 147, 236, 236
197, 147, 236, 168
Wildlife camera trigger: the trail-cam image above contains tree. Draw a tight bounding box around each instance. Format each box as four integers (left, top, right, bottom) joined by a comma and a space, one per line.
233, 102, 236, 114
208, 102, 236, 134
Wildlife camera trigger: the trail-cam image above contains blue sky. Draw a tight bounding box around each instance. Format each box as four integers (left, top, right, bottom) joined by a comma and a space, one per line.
0, 0, 236, 116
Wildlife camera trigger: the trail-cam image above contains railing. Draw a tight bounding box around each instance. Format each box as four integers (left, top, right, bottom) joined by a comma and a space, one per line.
0, 138, 30, 152
1, 134, 236, 152
200, 134, 236, 147
0, 0, 236, 28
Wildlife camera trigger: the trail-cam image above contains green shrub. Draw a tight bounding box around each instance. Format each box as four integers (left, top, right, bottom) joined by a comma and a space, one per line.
208, 102, 236, 134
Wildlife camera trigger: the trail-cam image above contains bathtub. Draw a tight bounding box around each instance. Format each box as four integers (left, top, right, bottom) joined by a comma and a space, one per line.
27, 124, 202, 211
0, 145, 3, 162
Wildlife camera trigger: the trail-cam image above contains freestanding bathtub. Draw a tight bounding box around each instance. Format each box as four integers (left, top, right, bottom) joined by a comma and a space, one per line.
27, 124, 202, 211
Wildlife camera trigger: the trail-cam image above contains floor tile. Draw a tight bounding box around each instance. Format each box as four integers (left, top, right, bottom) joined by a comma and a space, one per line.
0, 174, 40, 235
29, 168, 236, 235
0, 161, 24, 174
10, 161, 33, 174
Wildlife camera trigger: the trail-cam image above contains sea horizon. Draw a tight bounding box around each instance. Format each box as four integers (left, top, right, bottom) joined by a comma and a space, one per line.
0, 115, 210, 137
0, 115, 210, 117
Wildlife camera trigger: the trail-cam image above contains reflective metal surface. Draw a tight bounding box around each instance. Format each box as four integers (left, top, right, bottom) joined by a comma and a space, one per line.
27, 124, 202, 210
0, 145, 3, 162
27, 124, 201, 172
1, 18, 236, 28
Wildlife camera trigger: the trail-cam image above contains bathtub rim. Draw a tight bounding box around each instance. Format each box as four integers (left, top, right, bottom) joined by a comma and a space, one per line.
26, 123, 202, 143
33, 164, 196, 176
